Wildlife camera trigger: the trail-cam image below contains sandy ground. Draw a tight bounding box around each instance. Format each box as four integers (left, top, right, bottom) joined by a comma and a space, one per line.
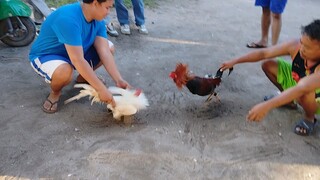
1, 0, 320, 179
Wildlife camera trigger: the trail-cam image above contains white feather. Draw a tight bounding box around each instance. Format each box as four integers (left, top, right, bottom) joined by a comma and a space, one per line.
64, 84, 100, 105
64, 84, 149, 120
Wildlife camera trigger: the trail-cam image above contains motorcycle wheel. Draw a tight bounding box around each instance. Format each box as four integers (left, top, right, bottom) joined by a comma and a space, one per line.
0, 17, 36, 47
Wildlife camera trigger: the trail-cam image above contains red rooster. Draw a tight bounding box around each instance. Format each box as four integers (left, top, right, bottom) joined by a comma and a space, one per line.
169, 63, 233, 102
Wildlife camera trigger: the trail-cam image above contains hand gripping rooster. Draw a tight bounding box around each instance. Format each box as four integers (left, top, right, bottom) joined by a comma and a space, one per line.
169, 63, 233, 102
64, 84, 149, 120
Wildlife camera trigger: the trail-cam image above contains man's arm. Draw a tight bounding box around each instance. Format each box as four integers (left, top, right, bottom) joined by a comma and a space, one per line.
94, 37, 123, 83
220, 39, 299, 71
65, 44, 114, 104
94, 36, 129, 88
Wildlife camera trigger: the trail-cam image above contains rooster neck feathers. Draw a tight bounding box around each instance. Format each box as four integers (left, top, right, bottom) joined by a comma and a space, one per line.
169, 63, 193, 89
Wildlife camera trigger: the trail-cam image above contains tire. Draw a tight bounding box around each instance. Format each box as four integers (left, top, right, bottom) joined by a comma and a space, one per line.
0, 17, 36, 47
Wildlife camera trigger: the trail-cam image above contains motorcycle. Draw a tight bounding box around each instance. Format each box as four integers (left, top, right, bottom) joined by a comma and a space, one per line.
0, 0, 37, 47
26, 0, 53, 25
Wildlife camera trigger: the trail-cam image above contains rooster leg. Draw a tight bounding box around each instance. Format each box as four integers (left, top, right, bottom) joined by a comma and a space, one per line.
214, 93, 221, 103
205, 94, 213, 103
205, 92, 215, 103
205, 92, 221, 103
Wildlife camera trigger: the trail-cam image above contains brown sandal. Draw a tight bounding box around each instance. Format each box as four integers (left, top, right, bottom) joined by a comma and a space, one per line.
42, 98, 58, 113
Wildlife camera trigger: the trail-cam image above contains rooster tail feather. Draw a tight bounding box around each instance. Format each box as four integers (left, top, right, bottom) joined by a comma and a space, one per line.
215, 67, 233, 79
64, 84, 100, 105
74, 83, 94, 90
64, 92, 90, 104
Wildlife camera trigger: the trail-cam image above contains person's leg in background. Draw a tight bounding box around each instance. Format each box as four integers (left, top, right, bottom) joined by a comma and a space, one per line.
247, 0, 287, 48
259, 7, 271, 47
131, 0, 148, 34
270, 0, 287, 45
104, 16, 119, 37
115, 0, 131, 34
107, 22, 119, 37
247, 0, 270, 48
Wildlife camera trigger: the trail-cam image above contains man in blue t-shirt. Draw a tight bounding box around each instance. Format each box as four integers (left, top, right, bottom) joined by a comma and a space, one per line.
29, 0, 130, 113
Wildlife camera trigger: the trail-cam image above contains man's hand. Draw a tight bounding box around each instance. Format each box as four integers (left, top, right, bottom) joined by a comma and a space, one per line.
247, 102, 272, 122
98, 88, 116, 107
220, 60, 235, 71
116, 79, 131, 89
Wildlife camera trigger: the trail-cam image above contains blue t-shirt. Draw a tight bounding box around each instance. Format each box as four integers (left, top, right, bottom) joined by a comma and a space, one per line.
29, 2, 107, 61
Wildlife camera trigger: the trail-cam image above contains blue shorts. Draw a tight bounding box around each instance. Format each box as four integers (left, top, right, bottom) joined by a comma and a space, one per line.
31, 45, 105, 83
255, 0, 287, 14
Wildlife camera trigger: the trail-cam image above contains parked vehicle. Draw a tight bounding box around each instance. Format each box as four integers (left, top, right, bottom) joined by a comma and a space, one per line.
26, 0, 53, 25
0, 0, 37, 47
0, 0, 53, 47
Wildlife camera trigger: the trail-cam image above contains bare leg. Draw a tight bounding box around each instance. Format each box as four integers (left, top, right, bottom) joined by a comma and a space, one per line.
261, 59, 283, 91
298, 93, 317, 121
76, 46, 115, 83
258, 7, 271, 46
43, 63, 73, 111
271, 12, 282, 45
261, 60, 297, 108
248, 7, 270, 47
75, 62, 104, 83
295, 92, 317, 134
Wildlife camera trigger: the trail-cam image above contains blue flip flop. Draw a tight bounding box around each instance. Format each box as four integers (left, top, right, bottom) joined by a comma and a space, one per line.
294, 119, 317, 136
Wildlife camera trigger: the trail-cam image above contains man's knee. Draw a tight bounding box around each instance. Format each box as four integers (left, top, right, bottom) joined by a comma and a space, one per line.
262, 7, 271, 16
297, 91, 315, 103
297, 92, 318, 112
108, 40, 115, 55
271, 13, 281, 20
110, 46, 115, 55
261, 59, 278, 74
52, 63, 73, 83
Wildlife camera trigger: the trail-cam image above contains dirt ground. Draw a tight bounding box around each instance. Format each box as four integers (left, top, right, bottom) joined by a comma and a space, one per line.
1, 0, 320, 179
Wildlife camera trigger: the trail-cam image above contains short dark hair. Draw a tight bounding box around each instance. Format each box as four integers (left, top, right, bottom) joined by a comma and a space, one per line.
83, 0, 108, 4
301, 19, 320, 41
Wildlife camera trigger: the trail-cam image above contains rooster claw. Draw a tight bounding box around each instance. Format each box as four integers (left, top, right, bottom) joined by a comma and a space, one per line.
205, 92, 220, 103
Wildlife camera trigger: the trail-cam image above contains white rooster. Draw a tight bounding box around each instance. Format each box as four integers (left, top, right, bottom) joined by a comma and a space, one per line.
64, 84, 149, 120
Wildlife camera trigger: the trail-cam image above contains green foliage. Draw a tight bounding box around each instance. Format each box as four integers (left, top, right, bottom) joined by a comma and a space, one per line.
45, 0, 77, 8
124, 0, 157, 8
45, 0, 157, 8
